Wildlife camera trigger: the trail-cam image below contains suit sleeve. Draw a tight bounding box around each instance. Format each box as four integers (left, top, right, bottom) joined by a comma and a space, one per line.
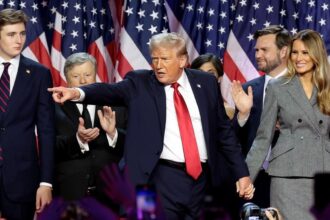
215, 81, 249, 180
37, 68, 55, 184
246, 82, 278, 181
56, 134, 83, 159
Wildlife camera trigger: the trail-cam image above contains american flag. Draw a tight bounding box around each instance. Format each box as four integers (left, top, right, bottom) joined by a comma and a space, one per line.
0, 0, 123, 86
1, 0, 330, 97
224, 0, 330, 105
45, 0, 120, 85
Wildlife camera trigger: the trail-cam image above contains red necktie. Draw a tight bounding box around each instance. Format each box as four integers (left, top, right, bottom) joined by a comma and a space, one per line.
172, 82, 202, 179
0, 62, 10, 112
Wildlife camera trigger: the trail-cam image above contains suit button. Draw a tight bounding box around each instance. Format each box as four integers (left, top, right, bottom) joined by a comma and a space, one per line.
300, 136, 304, 140
319, 120, 323, 124
298, 119, 302, 123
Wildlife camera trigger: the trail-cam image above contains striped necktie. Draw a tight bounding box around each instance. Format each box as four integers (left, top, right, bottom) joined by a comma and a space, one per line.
0, 62, 10, 112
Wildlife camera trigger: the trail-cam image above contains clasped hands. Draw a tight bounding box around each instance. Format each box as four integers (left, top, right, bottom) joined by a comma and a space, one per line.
78, 106, 117, 143
236, 176, 255, 200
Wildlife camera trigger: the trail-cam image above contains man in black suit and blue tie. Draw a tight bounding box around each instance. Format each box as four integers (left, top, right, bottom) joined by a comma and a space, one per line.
49, 32, 253, 219
0, 9, 55, 219
54, 52, 127, 209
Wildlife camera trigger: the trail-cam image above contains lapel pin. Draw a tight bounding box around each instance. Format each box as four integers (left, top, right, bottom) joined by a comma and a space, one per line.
197, 84, 201, 88
26, 69, 31, 74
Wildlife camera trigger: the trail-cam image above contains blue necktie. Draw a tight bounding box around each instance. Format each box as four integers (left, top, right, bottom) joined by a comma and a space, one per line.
0, 62, 10, 112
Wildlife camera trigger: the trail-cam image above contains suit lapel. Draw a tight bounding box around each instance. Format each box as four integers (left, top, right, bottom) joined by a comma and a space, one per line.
251, 76, 266, 114
287, 75, 320, 133
150, 74, 166, 136
7, 57, 31, 113
61, 102, 81, 126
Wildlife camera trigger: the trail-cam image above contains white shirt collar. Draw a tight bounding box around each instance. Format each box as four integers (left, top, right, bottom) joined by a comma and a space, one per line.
0, 55, 20, 68
164, 70, 188, 91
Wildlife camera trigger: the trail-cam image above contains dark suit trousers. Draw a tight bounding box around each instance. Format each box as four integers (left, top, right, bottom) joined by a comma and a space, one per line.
151, 161, 208, 220
0, 168, 35, 220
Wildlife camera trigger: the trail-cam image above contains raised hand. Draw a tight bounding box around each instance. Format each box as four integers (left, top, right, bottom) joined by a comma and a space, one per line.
231, 80, 253, 119
97, 106, 117, 139
48, 87, 81, 104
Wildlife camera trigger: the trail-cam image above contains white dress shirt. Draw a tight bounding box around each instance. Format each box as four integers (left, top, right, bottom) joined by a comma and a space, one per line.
161, 71, 207, 162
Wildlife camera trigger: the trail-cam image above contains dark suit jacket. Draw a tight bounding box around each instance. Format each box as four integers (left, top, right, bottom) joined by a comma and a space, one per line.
232, 75, 265, 156
54, 102, 127, 199
0, 56, 55, 202
80, 69, 249, 186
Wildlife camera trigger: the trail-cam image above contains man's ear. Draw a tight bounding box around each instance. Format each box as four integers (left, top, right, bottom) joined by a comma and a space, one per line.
179, 54, 188, 68
280, 46, 289, 59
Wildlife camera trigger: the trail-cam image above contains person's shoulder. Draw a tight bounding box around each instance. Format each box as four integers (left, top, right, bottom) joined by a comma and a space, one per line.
186, 68, 210, 76
267, 76, 290, 95
185, 68, 217, 82
20, 55, 50, 72
125, 69, 154, 79
243, 75, 264, 87
269, 75, 289, 87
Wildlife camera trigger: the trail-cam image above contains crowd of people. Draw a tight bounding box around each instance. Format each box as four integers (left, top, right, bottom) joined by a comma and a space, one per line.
0, 7, 329, 220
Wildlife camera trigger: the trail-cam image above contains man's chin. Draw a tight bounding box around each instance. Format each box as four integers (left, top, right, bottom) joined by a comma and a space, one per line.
156, 76, 170, 85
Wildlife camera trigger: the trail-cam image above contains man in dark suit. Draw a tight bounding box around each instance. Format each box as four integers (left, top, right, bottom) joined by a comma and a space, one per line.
49, 32, 253, 219
0, 9, 54, 219
231, 25, 291, 208
54, 53, 127, 205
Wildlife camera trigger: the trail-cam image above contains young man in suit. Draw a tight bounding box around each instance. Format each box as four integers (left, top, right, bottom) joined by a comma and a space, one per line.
54, 53, 127, 207
49, 32, 253, 219
231, 25, 291, 208
0, 9, 55, 219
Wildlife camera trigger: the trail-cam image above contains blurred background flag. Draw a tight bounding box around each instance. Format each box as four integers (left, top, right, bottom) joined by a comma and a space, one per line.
0, 0, 56, 84
115, 0, 170, 81
46, 0, 120, 85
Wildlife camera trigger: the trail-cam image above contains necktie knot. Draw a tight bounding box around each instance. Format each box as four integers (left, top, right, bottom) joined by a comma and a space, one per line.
171, 82, 179, 90
3, 62, 10, 70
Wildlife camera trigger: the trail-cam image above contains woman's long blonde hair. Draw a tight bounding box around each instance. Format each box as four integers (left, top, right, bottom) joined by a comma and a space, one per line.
286, 29, 330, 115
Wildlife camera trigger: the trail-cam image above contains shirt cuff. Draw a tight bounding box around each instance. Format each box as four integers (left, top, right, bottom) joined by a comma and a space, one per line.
76, 133, 90, 153
73, 88, 85, 101
106, 129, 118, 148
40, 182, 52, 188
237, 113, 250, 127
